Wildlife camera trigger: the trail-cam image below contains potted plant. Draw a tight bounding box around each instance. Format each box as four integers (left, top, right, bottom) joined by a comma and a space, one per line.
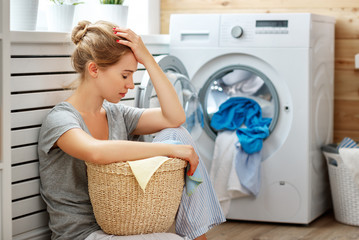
97, 0, 128, 27
10, 0, 39, 31
47, 0, 83, 32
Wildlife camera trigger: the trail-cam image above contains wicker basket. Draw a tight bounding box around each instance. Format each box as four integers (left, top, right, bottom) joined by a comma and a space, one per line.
86, 158, 187, 235
322, 144, 359, 226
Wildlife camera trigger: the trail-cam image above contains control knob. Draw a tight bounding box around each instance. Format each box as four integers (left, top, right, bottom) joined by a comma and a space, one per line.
231, 26, 244, 38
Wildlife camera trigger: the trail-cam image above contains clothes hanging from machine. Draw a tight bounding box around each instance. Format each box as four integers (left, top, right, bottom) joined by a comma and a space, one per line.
210, 97, 271, 196
209, 131, 250, 216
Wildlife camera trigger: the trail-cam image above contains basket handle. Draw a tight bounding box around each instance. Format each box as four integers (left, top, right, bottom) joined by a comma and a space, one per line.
327, 157, 338, 167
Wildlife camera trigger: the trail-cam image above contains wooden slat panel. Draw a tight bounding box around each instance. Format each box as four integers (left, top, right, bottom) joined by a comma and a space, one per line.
11, 128, 40, 147
334, 99, 359, 131
336, 39, 359, 59
11, 58, 73, 74
12, 162, 39, 183
11, 42, 74, 56
11, 90, 73, 110
123, 88, 137, 100
12, 145, 38, 165
11, 97, 138, 129
334, 130, 359, 143
11, 70, 142, 93
12, 226, 51, 240
11, 74, 78, 92
335, 39, 359, 70
11, 110, 51, 129
12, 212, 49, 236
12, 179, 40, 200
133, 70, 145, 84
10, 90, 138, 111
12, 196, 46, 218
334, 69, 359, 101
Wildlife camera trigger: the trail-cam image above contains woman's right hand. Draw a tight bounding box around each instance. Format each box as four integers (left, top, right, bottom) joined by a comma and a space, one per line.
169, 144, 199, 176
113, 28, 153, 66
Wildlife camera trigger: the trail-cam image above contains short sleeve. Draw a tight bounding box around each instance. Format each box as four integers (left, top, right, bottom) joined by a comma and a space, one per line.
121, 104, 145, 134
38, 106, 82, 157
105, 102, 145, 137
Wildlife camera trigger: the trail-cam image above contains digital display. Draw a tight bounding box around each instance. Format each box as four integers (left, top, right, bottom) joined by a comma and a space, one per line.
256, 20, 288, 28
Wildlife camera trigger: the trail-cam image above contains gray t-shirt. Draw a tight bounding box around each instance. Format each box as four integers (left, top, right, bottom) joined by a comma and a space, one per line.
38, 101, 144, 240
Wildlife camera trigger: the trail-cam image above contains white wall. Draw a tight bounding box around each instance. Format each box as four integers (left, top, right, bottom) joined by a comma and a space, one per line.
37, 0, 160, 34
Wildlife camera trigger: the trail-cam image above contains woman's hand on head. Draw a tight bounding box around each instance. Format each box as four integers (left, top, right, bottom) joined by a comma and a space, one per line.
113, 28, 152, 65
169, 144, 199, 176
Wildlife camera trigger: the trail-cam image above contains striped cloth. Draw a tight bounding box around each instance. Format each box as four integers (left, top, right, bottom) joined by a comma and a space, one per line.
85, 231, 185, 240
337, 137, 359, 149
152, 127, 226, 239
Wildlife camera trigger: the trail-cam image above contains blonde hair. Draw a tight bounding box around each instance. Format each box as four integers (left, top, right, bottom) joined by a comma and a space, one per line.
71, 20, 131, 84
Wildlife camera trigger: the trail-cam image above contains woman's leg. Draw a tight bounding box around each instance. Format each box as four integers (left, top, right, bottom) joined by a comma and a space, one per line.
153, 127, 226, 240
85, 230, 185, 240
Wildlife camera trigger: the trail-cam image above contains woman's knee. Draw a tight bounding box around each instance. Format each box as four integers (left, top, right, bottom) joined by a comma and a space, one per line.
153, 126, 192, 143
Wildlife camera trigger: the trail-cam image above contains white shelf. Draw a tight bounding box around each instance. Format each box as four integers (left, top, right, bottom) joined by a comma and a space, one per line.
10, 31, 169, 44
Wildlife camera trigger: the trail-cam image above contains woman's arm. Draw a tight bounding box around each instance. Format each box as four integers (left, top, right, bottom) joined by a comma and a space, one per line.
56, 128, 199, 176
114, 28, 186, 135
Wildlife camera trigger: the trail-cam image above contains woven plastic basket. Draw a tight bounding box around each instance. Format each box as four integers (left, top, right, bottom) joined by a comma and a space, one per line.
322, 144, 359, 226
86, 158, 187, 235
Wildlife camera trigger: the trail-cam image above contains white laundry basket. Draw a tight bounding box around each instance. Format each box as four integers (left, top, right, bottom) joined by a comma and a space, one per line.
322, 144, 359, 226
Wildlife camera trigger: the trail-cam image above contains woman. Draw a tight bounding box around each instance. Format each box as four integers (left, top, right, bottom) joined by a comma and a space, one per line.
38, 20, 225, 240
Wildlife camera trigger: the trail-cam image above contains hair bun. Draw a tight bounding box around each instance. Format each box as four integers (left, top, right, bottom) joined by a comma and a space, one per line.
71, 20, 91, 45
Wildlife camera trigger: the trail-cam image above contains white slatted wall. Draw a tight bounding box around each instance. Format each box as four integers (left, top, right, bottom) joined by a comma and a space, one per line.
9, 32, 169, 239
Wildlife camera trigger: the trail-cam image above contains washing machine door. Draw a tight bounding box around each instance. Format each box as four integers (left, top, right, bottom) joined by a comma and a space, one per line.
137, 55, 204, 141
198, 65, 280, 140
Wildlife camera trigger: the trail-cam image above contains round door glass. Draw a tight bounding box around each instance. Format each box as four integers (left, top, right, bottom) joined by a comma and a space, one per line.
199, 65, 279, 140
148, 71, 204, 140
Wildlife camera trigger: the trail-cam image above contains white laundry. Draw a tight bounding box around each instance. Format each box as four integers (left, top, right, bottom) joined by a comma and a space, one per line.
222, 69, 253, 85
338, 148, 359, 187
237, 76, 264, 94
209, 131, 249, 216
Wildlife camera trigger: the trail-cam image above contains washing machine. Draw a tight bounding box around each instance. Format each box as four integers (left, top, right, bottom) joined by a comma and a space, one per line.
137, 13, 335, 224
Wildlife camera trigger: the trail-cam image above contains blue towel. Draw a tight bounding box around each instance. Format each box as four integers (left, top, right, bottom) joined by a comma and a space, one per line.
162, 140, 203, 196
210, 97, 271, 153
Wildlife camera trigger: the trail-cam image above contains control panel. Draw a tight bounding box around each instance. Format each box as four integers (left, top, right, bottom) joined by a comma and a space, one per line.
255, 20, 289, 34
219, 14, 314, 48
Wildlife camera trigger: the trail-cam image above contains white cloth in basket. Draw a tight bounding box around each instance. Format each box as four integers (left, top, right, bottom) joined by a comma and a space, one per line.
338, 137, 359, 188
128, 156, 171, 191
127, 153, 203, 196
339, 148, 359, 188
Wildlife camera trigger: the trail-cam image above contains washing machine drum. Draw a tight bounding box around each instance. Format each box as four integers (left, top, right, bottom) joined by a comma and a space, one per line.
137, 57, 279, 142
199, 65, 280, 140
